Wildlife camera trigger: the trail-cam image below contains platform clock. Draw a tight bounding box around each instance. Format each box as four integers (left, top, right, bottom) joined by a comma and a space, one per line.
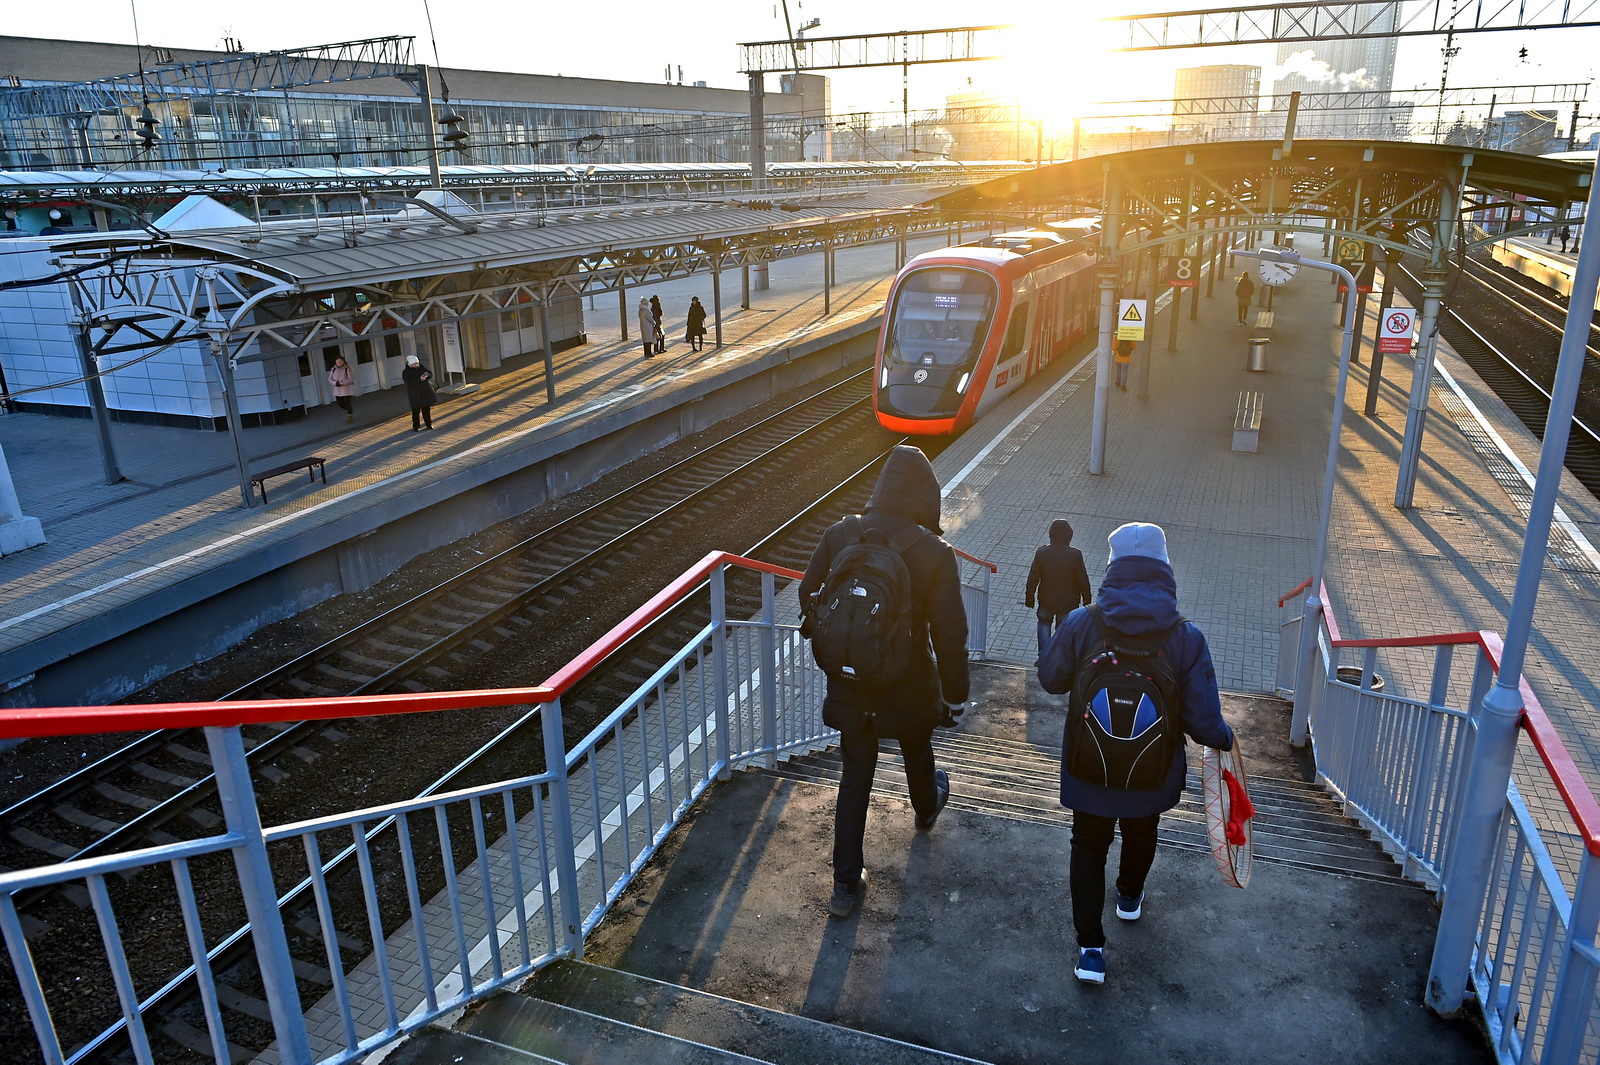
1255, 249, 1300, 287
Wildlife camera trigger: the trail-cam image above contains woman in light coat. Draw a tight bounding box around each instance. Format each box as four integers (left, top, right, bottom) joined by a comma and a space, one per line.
638, 298, 656, 357
328, 355, 356, 422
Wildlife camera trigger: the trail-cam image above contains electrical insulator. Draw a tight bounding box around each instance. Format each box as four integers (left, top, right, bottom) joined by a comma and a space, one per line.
136, 102, 161, 146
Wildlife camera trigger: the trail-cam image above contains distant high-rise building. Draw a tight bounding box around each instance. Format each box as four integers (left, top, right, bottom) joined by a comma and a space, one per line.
1173, 65, 1262, 140
1269, 2, 1406, 138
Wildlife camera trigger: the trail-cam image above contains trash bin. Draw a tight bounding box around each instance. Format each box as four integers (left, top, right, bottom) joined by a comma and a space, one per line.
1247, 337, 1271, 371
1334, 666, 1385, 692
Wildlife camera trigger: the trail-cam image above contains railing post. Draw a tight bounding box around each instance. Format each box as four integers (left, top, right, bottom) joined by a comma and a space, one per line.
205, 726, 314, 1065
1289, 592, 1322, 746
710, 563, 732, 779
1542, 851, 1600, 1064
1426, 661, 1522, 1015
539, 696, 585, 960
759, 570, 778, 769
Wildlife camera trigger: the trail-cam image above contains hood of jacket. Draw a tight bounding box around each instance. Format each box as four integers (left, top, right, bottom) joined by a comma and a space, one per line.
1049, 518, 1073, 545
866, 444, 943, 534
1095, 555, 1181, 635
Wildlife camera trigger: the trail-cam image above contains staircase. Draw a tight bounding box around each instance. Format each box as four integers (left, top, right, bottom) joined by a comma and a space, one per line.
376, 681, 1486, 1065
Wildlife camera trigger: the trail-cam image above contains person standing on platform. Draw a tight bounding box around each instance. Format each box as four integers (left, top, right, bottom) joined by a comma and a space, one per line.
402, 355, 437, 431
1560, 225, 1572, 253
649, 294, 666, 349
328, 355, 356, 423
1113, 337, 1134, 391
1234, 273, 1255, 325
685, 296, 707, 352
638, 298, 656, 358
1038, 522, 1234, 985
797, 445, 969, 920
1024, 519, 1091, 661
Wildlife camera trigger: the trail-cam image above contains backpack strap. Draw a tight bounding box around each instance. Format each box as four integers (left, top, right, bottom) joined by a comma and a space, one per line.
840, 514, 867, 544
884, 523, 933, 557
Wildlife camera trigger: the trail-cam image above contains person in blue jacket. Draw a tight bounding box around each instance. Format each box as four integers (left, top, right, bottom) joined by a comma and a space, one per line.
1038, 521, 1235, 985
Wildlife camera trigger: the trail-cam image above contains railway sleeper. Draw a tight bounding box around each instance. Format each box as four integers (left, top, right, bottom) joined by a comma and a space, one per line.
165, 743, 215, 766
10, 825, 81, 861
159, 1018, 252, 1064
130, 762, 199, 788
50, 803, 120, 834
291, 915, 367, 954
92, 780, 160, 810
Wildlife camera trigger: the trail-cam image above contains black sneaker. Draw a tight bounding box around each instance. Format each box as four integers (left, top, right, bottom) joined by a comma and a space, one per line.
829, 870, 867, 918
1116, 890, 1143, 921
916, 770, 951, 832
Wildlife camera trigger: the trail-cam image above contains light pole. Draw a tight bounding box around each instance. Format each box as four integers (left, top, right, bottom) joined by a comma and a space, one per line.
1232, 246, 1359, 746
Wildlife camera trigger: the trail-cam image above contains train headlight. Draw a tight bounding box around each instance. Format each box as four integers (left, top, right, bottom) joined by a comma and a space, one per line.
956, 372, 971, 394
880, 367, 889, 388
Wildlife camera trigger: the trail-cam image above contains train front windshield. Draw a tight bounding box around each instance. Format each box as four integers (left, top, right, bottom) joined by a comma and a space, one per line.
879, 268, 997, 419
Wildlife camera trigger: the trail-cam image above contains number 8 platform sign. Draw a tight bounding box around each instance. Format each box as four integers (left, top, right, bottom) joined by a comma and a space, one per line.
1167, 255, 1198, 288
1377, 307, 1417, 354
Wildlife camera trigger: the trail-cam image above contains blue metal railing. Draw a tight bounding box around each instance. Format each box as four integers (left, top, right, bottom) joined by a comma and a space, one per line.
1283, 589, 1600, 1065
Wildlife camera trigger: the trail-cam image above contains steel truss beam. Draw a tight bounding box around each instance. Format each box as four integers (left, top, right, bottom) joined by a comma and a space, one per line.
738, 26, 1008, 72
1114, 1, 1600, 50
0, 37, 417, 120
1157, 83, 1588, 119
49, 211, 943, 358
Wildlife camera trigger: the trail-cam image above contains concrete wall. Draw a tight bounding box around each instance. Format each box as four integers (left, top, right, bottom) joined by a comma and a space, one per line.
0, 315, 880, 708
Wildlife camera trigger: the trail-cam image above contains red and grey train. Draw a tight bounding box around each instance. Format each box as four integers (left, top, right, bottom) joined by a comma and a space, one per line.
872, 224, 1104, 436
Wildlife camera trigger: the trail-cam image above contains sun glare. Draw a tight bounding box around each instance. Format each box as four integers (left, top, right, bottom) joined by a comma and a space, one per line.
989, 17, 1131, 134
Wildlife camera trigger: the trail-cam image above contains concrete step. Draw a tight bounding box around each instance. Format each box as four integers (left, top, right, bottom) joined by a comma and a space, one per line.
760, 728, 1406, 882
516, 959, 995, 1065
387, 989, 775, 1065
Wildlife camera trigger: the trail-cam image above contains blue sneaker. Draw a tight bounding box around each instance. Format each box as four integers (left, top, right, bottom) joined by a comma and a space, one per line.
1074, 947, 1105, 984
1116, 890, 1144, 921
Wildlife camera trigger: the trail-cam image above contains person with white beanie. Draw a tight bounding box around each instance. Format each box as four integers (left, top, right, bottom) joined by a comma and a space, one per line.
1037, 521, 1234, 985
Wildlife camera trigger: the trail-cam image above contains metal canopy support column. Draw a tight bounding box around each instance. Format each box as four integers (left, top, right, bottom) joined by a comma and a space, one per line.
539, 287, 556, 404
1395, 260, 1448, 507
1090, 170, 1121, 475
618, 278, 629, 342
711, 254, 724, 349
207, 329, 256, 508
65, 285, 122, 486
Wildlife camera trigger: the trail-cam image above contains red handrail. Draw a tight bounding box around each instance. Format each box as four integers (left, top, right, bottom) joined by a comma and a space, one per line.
955, 547, 999, 573
1282, 576, 1600, 855
0, 552, 803, 742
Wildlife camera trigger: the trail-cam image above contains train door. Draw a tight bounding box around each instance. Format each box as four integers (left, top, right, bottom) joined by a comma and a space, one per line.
351, 338, 382, 391
378, 332, 408, 387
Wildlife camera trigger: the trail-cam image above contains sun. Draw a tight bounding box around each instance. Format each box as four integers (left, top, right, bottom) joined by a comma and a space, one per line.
986, 17, 1152, 136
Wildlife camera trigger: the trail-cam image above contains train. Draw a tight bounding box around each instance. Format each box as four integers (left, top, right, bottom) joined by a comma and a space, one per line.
872, 223, 1104, 436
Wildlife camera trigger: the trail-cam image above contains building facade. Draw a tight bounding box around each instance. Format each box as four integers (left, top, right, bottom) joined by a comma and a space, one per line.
0, 36, 830, 172
1172, 65, 1263, 140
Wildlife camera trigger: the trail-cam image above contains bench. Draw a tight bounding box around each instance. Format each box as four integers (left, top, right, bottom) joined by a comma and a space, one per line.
1232, 391, 1263, 453
250, 456, 327, 503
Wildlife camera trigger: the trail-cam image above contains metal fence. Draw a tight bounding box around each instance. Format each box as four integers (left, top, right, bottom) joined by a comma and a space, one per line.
0, 549, 988, 1065
1282, 588, 1600, 1065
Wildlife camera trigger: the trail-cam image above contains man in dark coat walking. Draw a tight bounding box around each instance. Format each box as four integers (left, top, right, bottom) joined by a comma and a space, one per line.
685, 296, 707, 352
1038, 521, 1234, 984
1024, 518, 1091, 659
798, 445, 969, 918
402, 355, 437, 431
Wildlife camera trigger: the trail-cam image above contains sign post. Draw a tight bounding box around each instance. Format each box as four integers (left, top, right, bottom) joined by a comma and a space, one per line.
1365, 306, 1416, 416
1116, 298, 1148, 341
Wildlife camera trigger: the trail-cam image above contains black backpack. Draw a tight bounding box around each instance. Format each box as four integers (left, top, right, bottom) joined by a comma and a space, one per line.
807, 516, 928, 686
1066, 605, 1183, 791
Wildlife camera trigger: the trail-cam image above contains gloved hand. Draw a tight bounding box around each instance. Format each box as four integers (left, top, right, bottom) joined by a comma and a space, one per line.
938, 702, 966, 728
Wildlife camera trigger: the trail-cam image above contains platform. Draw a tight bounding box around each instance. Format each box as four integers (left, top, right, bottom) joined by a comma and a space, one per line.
0, 232, 963, 707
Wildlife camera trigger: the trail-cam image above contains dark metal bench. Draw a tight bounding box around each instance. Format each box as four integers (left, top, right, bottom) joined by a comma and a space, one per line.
1232, 391, 1263, 453
250, 456, 327, 503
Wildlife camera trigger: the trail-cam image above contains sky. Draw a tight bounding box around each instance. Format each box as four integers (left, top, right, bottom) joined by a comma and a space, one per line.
6, 1, 1600, 138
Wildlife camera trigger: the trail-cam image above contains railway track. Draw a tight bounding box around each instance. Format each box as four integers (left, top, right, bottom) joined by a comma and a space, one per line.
0, 374, 873, 879
1394, 260, 1600, 495
2, 371, 917, 1063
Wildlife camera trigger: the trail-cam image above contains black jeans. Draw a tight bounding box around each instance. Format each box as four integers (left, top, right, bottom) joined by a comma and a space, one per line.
1069, 810, 1160, 948
1036, 608, 1069, 657
833, 716, 938, 888
411, 405, 432, 430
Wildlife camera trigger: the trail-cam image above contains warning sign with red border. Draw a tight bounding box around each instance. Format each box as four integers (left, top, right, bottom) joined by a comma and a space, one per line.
1376, 307, 1417, 354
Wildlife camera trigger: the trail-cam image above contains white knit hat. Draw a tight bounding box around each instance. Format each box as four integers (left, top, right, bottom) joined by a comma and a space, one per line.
1107, 522, 1169, 564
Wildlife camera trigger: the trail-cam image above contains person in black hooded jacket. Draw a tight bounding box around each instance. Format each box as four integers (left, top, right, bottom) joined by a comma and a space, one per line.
1024, 518, 1091, 659
798, 444, 969, 919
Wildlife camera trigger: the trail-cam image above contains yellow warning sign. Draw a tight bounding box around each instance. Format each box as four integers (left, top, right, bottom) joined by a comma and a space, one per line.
1117, 298, 1147, 340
